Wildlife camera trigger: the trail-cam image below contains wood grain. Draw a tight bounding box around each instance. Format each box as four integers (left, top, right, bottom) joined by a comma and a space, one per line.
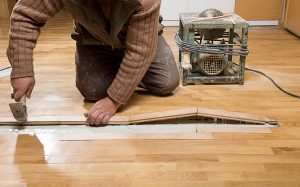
284, 0, 300, 37
0, 11, 300, 187
0, 107, 275, 125
58, 132, 213, 140
235, 0, 284, 20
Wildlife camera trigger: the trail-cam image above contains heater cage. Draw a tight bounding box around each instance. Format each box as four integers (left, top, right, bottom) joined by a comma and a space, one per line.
177, 12, 249, 85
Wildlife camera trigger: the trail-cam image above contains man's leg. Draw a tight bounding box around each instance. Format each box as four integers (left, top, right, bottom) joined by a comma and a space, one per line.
75, 44, 122, 101
141, 35, 180, 95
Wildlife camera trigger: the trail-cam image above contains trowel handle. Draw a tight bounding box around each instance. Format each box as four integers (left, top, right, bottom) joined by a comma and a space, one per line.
19, 95, 27, 105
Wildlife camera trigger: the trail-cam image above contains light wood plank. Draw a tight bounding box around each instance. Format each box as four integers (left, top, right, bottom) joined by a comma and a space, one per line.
0, 107, 275, 125
219, 154, 300, 163
191, 145, 274, 154
58, 132, 213, 140
235, 0, 284, 20
197, 125, 272, 133
284, 0, 300, 36
130, 107, 198, 124
0, 163, 177, 174
176, 162, 266, 172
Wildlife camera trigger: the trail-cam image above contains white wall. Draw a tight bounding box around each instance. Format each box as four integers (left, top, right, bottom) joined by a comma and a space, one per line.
160, 0, 235, 26
187, 0, 235, 13
160, 0, 279, 26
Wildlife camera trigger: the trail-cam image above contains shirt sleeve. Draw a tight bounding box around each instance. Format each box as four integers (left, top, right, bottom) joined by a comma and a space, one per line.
107, 0, 161, 104
6, 0, 63, 78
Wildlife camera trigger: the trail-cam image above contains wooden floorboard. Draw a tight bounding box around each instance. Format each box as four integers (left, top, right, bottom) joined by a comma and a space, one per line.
1, 11, 300, 186
0, 107, 275, 125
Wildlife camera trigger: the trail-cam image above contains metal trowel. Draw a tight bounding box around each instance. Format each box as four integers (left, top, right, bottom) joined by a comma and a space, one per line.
9, 94, 27, 122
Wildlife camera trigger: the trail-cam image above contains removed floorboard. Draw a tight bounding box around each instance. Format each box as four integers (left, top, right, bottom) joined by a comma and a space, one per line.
0, 108, 278, 126
0, 124, 272, 140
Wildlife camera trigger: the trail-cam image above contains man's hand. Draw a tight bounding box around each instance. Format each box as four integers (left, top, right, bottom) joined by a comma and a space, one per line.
85, 97, 121, 126
11, 77, 35, 101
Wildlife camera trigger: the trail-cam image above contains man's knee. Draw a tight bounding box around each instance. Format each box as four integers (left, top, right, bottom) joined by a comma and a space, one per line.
156, 80, 179, 95
142, 36, 180, 95
76, 81, 107, 101
147, 74, 180, 95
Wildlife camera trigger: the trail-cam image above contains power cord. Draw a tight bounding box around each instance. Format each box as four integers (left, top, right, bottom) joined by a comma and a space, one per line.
235, 63, 300, 99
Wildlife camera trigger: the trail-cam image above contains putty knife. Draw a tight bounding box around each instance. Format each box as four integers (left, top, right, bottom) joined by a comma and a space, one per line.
9, 94, 27, 122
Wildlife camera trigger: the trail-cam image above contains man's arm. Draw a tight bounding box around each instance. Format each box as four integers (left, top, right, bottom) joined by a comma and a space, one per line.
7, 0, 63, 100
86, 0, 161, 125
108, 0, 161, 104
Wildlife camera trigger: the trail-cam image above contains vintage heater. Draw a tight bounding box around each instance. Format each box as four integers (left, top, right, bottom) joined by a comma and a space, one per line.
176, 9, 249, 85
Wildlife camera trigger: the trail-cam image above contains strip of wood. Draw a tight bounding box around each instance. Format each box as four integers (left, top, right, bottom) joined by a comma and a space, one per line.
196, 108, 274, 124
0, 115, 129, 125
130, 107, 198, 124
0, 107, 276, 126
59, 132, 213, 141
197, 125, 272, 134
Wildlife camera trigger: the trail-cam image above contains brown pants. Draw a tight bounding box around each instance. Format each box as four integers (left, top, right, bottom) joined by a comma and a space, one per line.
75, 35, 180, 101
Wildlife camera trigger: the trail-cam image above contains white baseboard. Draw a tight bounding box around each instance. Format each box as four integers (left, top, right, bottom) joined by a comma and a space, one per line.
162, 20, 279, 27
247, 20, 279, 26
162, 20, 180, 27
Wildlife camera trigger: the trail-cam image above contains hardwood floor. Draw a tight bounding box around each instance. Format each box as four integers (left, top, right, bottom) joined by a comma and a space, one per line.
0, 12, 300, 186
